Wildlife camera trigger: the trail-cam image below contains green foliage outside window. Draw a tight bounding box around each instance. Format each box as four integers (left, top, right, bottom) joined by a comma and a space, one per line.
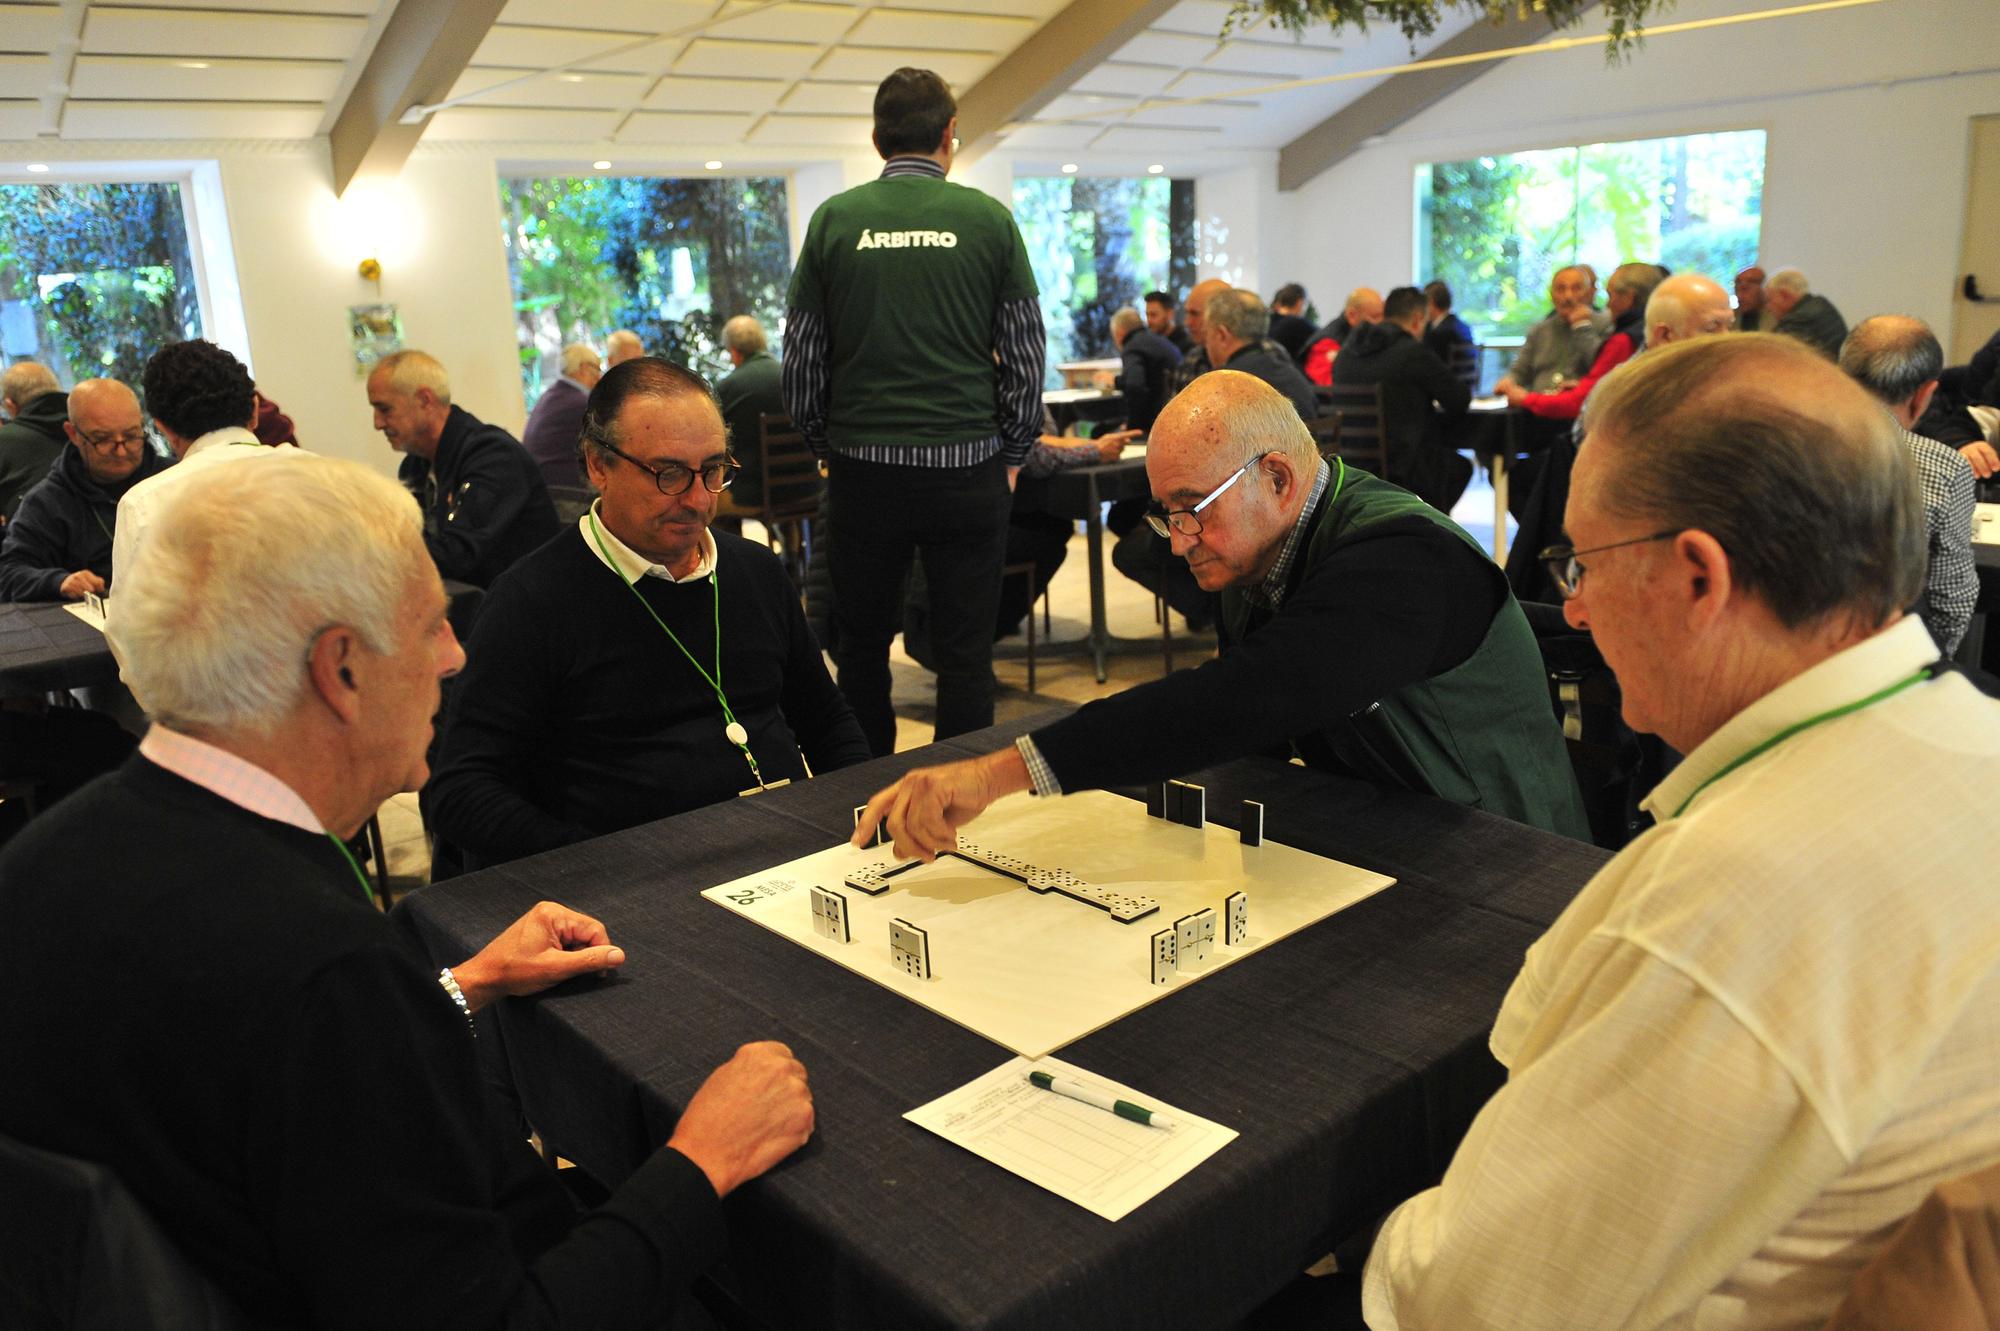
1416, 130, 1764, 339
499, 175, 792, 408
0, 182, 203, 392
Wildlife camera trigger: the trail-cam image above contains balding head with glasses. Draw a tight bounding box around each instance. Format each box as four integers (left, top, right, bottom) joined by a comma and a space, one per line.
580, 357, 741, 581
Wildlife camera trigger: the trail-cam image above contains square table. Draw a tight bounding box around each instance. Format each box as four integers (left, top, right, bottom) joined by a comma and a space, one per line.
0, 603, 119, 696
399, 718, 1609, 1329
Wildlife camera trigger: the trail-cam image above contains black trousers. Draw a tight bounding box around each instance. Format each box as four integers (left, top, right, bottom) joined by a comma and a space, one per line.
827, 453, 1011, 755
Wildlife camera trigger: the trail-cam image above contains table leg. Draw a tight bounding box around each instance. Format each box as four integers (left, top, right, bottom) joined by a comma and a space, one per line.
1492, 453, 1510, 564
1085, 472, 1109, 683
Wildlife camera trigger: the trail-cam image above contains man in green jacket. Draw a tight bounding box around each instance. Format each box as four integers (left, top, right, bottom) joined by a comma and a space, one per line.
782, 67, 1045, 755
854, 370, 1590, 855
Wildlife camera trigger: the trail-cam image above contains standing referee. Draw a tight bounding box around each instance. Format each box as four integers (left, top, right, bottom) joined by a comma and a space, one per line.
784, 67, 1045, 753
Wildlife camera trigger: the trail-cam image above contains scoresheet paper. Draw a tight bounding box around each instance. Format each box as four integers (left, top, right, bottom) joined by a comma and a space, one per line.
62, 599, 106, 633
905, 1055, 1237, 1222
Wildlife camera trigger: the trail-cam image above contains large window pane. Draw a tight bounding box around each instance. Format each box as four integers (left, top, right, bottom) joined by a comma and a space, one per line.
0, 181, 203, 388
1014, 175, 1197, 387
499, 175, 791, 408
1416, 130, 1765, 341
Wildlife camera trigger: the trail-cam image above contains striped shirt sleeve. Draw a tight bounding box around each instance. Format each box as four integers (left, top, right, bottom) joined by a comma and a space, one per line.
993, 296, 1047, 466
782, 307, 831, 459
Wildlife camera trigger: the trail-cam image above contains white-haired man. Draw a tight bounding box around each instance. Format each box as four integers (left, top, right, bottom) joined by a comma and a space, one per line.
521, 342, 601, 489
0, 452, 815, 1326
1363, 334, 2000, 1328
367, 348, 559, 587
606, 328, 645, 368
1109, 304, 1181, 435
1841, 315, 1978, 656
715, 314, 785, 513
0, 360, 66, 519
855, 370, 1588, 853
1763, 267, 1848, 359
1645, 272, 1737, 346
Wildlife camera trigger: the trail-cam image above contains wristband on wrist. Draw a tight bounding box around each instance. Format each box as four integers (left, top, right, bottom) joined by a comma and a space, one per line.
437, 967, 474, 1032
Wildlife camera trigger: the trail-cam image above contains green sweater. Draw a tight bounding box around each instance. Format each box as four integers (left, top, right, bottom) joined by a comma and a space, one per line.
787, 173, 1038, 448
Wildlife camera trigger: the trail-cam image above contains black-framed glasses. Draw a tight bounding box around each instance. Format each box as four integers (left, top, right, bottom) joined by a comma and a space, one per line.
1144, 453, 1269, 539
600, 441, 739, 496
76, 426, 146, 455
1540, 529, 1684, 600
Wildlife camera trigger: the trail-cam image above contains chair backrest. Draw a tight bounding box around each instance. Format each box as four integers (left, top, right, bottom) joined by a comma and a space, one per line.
1448, 342, 1481, 394
1323, 382, 1390, 480
0, 1133, 247, 1330
545, 484, 596, 526
756, 413, 825, 526
1307, 414, 1343, 464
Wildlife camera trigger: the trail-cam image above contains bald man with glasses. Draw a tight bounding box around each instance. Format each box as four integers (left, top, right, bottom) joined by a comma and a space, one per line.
427, 358, 870, 870
854, 370, 1587, 857
0, 378, 170, 602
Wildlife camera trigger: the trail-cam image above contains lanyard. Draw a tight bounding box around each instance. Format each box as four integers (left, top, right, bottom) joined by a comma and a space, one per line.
1668, 660, 1942, 820
325, 832, 380, 910
588, 513, 767, 790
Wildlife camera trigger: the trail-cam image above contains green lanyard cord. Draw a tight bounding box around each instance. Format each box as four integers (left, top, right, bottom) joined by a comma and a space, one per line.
326, 831, 380, 910
588, 513, 764, 785
1668, 661, 1941, 820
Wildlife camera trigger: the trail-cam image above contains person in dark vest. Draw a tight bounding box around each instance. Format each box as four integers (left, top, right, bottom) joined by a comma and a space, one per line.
850, 370, 1591, 856
782, 67, 1045, 755
713, 314, 788, 515
368, 349, 560, 588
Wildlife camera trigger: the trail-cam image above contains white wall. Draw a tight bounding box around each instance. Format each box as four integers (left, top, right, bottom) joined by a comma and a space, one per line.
1265, 0, 2000, 344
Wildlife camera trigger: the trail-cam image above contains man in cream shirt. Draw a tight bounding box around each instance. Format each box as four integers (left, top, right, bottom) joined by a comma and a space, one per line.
1364, 334, 2000, 1327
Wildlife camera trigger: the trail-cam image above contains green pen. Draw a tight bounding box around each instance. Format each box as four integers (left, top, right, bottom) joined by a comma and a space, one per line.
1027, 1069, 1178, 1129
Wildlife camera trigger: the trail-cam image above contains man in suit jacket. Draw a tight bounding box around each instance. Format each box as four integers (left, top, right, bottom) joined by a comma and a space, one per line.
520, 343, 600, 489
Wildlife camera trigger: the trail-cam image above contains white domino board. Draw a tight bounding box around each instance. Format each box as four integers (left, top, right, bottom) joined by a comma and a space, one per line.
702, 790, 1396, 1057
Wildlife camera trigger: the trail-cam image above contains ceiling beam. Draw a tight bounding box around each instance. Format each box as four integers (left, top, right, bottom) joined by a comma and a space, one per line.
954, 0, 1182, 164
327, 0, 508, 196
1276, 9, 1563, 192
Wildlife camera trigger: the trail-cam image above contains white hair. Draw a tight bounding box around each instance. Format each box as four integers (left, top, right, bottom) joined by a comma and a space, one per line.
111, 453, 428, 739
1766, 267, 1809, 297
722, 315, 766, 355
559, 343, 600, 376
371, 349, 452, 404
1110, 307, 1143, 337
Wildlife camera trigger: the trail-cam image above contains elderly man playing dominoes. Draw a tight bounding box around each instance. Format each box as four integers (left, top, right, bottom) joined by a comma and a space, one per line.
854, 369, 1588, 854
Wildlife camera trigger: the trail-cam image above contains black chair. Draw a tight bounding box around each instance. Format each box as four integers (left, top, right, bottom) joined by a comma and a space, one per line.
1323, 383, 1391, 482
753, 413, 826, 590
545, 484, 596, 526
1448, 342, 1481, 395
0, 1133, 247, 1329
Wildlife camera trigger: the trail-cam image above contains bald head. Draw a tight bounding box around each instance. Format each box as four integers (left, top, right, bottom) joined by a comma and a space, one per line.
1840, 315, 1942, 426
1647, 274, 1735, 345
1344, 288, 1384, 325
1183, 278, 1232, 341
1734, 265, 1765, 314
1152, 370, 1319, 476
606, 330, 645, 367
64, 378, 146, 485
2, 361, 58, 416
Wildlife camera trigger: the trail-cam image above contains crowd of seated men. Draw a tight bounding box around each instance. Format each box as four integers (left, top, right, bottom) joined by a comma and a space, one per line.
0, 62, 1997, 1330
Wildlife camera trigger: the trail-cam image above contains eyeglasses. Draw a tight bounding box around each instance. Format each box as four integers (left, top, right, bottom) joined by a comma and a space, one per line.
1144, 453, 1269, 539
599, 441, 739, 496
76, 427, 146, 455
1539, 529, 1684, 599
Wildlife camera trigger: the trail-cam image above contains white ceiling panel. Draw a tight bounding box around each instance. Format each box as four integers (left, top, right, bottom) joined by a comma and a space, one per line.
1035, 92, 1135, 121
82, 8, 365, 60
1089, 123, 1226, 149
934, 0, 1066, 17
1204, 38, 1350, 78
778, 80, 875, 115
472, 24, 664, 71
843, 8, 1031, 53
422, 105, 624, 140
117, 0, 374, 13
1121, 99, 1261, 128
674, 37, 822, 81
448, 67, 650, 109
496, 0, 705, 33
810, 45, 990, 85
747, 112, 872, 145
0, 99, 40, 138
1112, 31, 1224, 68
617, 110, 758, 142
642, 75, 789, 113
0, 3, 68, 53
996, 122, 1113, 151
1069, 62, 1178, 98
62, 99, 322, 137
0, 52, 44, 88
69, 54, 343, 101
1151, 1, 1239, 39
1165, 67, 1283, 97
713, 1, 862, 46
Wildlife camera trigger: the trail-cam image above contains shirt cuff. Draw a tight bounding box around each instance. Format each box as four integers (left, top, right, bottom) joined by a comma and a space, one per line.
1014, 735, 1062, 797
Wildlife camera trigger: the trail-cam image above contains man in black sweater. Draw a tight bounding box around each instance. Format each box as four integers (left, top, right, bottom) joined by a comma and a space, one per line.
428, 358, 871, 870
854, 371, 1588, 858
1110, 304, 1182, 434
0, 451, 814, 1327
369, 348, 560, 587
1332, 285, 1473, 511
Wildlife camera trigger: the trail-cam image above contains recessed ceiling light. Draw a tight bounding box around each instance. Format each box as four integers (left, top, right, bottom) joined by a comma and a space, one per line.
1147, 163, 1164, 174
559, 74, 584, 83
705, 160, 722, 170
179, 61, 210, 70
25, 163, 48, 172
592, 160, 612, 170
1060, 162, 1078, 174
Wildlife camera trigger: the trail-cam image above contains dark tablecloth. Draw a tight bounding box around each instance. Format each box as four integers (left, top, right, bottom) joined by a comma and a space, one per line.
0, 603, 118, 694
399, 715, 1609, 1329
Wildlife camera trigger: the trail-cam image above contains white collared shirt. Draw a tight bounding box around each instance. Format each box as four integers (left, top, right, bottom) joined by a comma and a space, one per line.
1365, 615, 2000, 1329
140, 723, 323, 834
578, 501, 718, 584
112, 428, 301, 596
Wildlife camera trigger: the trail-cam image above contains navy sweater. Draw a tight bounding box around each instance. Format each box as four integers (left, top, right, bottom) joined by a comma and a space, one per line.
428, 525, 871, 867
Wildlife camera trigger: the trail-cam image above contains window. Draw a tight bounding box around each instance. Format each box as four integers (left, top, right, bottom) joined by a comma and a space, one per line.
1416, 130, 1765, 338
1013, 175, 1197, 386
0, 181, 204, 388
499, 175, 792, 408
